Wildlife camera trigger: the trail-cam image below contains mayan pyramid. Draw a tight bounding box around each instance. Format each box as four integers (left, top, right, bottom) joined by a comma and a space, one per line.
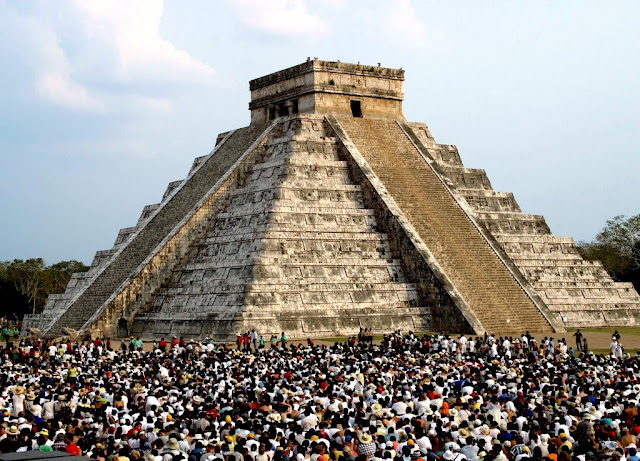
24, 59, 640, 340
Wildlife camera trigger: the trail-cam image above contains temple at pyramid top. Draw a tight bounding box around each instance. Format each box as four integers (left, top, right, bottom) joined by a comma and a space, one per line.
249, 59, 405, 123
23, 59, 640, 340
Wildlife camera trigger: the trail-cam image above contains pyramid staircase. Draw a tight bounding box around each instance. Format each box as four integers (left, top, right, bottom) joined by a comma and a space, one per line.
405, 122, 640, 327
332, 117, 556, 334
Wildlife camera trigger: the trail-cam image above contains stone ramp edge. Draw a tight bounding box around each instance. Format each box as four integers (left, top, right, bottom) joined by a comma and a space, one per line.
77, 119, 280, 336
398, 121, 565, 333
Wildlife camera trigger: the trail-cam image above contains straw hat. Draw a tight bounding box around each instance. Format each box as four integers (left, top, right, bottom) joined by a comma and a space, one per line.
371, 403, 383, 414
359, 433, 373, 444
26, 392, 36, 401
167, 438, 179, 450
12, 385, 25, 395
7, 426, 19, 436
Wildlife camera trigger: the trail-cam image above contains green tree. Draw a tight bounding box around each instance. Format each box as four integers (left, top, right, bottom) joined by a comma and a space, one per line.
0, 259, 89, 319
43, 260, 89, 296
6, 259, 45, 314
577, 214, 640, 289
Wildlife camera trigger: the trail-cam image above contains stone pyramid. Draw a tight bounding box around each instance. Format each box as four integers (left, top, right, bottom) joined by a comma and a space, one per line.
25, 59, 640, 340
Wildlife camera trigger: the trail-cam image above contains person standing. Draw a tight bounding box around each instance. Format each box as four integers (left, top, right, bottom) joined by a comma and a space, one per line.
252, 330, 258, 351
574, 329, 583, 351
611, 338, 619, 357
67, 362, 78, 385
280, 332, 287, 348
11, 386, 26, 417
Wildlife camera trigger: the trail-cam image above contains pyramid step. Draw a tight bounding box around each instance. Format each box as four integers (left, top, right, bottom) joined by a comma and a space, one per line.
253, 157, 347, 170
138, 303, 423, 320
179, 258, 403, 271
156, 281, 417, 295
216, 206, 373, 220
231, 183, 361, 197
495, 235, 575, 244
198, 230, 390, 245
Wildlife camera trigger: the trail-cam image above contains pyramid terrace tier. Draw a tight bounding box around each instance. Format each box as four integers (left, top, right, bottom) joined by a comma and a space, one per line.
456, 189, 522, 213
130, 306, 427, 341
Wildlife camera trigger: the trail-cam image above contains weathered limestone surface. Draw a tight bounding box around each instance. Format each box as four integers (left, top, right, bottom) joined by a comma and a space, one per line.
406, 122, 640, 327
131, 116, 428, 340
249, 59, 405, 124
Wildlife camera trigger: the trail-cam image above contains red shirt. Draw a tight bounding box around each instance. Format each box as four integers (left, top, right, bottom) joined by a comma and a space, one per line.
66, 443, 80, 456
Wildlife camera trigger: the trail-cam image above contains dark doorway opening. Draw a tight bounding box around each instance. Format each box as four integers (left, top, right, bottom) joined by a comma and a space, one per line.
278, 103, 288, 117
268, 106, 276, 120
117, 318, 129, 338
291, 99, 299, 114
350, 100, 362, 117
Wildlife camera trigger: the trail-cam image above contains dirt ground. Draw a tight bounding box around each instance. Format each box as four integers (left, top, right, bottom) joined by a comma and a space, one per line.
306, 328, 640, 354
12, 327, 640, 356
532, 328, 640, 353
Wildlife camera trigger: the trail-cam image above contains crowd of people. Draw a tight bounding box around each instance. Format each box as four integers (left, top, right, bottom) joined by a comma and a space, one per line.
0, 330, 638, 461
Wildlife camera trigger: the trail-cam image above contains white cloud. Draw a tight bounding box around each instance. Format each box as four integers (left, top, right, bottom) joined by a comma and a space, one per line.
70, 0, 216, 85
127, 95, 172, 114
383, 0, 427, 44
226, 0, 328, 38
0, 0, 215, 112
36, 71, 104, 111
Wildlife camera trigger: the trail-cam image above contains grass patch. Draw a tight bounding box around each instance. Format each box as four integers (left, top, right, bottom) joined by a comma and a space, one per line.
590, 348, 640, 355
566, 327, 640, 335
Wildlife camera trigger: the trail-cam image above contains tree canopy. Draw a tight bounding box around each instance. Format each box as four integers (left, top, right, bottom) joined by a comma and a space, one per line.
577, 213, 640, 291
0, 259, 89, 320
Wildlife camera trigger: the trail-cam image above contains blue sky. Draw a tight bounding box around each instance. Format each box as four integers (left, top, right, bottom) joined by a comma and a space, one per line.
0, 0, 638, 264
